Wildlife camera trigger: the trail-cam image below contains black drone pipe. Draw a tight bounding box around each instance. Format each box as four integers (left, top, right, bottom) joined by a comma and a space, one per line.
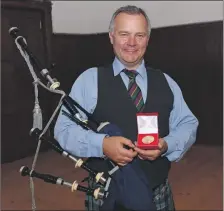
8, 27, 99, 131
20, 166, 105, 200
30, 128, 107, 186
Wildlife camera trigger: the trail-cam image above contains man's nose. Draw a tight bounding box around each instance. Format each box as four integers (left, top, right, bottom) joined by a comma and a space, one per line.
127, 36, 137, 46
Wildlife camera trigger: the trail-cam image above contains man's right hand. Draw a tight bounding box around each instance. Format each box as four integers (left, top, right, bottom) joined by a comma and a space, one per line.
103, 136, 137, 166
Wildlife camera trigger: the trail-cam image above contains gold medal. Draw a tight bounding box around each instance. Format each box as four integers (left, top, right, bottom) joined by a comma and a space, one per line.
142, 135, 154, 144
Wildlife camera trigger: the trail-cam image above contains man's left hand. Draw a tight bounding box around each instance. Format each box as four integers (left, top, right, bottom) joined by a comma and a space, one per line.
134, 138, 168, 161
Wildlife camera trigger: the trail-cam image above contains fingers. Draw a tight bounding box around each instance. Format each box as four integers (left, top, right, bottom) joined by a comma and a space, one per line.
157, 141, 163, 150
117, 148, 137, 165
158, 138, 168, 153
117, 154, 136, 166
117, 158, 131, 166
120, 138, 135, 149
138, 155, 145, 160
118, 138, 137, 158
134, 147, 161, 161
120, 147, 137, 159
129, 148, 138, 156
122, 156, 133, 163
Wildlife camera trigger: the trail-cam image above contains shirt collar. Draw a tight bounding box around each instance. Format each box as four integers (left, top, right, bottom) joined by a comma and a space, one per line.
112, 57, 147, 79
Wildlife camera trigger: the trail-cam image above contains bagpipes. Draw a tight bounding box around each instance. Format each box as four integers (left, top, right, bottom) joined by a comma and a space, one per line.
9, 27, 156, 211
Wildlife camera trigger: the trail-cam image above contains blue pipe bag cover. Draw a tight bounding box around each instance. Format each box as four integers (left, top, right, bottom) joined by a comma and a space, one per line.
98, 122, 156, 210
100, 159, 156, 211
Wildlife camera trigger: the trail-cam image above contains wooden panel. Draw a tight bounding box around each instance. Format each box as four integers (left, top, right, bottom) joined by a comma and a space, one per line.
146, 22, 223, 145
1, 1, 53, 163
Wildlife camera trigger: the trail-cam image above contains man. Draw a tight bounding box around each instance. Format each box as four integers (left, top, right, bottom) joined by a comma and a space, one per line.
54, 5, 199, 211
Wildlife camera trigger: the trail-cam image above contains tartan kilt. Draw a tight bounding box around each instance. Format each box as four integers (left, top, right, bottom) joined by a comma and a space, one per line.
85, 177, 175, 211
85, 177, 103, 211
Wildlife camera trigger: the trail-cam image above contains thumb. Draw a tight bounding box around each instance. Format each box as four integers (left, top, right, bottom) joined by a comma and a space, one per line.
158, 138, 164, 150
120, 138, 135, 148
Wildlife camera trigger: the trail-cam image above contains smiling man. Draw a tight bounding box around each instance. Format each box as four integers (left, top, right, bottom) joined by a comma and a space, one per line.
109, 12, 150, 70
54, 5, 199, 211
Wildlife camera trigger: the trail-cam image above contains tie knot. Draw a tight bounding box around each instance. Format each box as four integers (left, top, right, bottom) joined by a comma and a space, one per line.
123, 69, 138, 80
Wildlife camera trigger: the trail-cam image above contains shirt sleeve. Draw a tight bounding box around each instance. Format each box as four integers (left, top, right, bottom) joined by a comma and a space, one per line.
54, 67, 107, 158
162, 73, 199, 162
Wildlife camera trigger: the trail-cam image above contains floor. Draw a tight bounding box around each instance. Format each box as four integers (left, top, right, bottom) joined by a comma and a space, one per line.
1, 144, 223, 210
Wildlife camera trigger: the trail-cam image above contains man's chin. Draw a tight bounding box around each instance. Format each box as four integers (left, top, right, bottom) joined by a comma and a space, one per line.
122, 56, 137, 63
122, 58, 140, 66
115, 54, 143, 68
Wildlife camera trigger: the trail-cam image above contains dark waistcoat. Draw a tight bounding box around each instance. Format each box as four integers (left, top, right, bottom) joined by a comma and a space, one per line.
91, 64, 174, 188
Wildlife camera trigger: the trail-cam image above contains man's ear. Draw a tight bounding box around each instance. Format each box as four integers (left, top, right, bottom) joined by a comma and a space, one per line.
109, 32, 114, 45
146, 35, 150, 45
144, 37, 149, 49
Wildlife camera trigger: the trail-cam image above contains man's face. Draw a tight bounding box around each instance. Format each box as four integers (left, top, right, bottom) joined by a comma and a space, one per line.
109, 13, 150, 69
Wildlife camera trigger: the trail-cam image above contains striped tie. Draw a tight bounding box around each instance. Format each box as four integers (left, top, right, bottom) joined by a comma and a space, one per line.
123, 69, 145, 112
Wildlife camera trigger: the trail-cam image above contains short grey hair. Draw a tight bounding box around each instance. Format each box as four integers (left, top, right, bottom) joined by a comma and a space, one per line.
109, 5, 151, 35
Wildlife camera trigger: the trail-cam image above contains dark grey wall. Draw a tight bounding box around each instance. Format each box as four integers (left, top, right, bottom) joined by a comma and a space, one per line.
51, 21, 223, 146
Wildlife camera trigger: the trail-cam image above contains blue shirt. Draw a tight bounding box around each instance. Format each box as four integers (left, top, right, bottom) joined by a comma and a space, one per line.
54, 57, 199, 162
